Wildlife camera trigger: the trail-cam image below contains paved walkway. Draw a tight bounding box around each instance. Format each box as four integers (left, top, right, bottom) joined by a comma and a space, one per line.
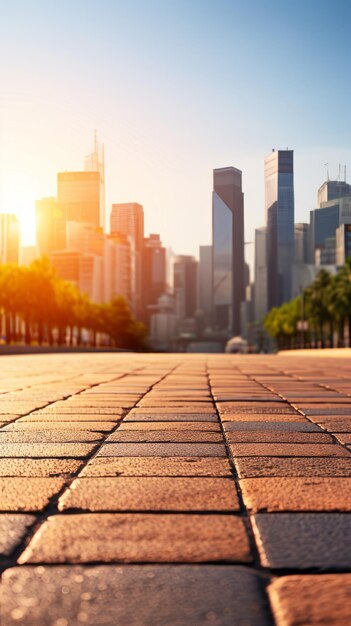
0, 353, 351, 625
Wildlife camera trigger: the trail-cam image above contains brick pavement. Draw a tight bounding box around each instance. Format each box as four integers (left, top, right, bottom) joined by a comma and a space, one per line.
0, 352, 351, 625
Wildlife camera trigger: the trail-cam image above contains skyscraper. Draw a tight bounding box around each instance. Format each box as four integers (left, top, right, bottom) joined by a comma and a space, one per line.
36, 197, 66, 255
318, 180, 351, 206
173, 255, 198, 320
57, 171, 101, 227
141, 234, 166, 323
212, 167, 245, 335
104, 233, 134, 307
198, 245, 213, 327
336, 224, 351, 265
294, 223, 310, 264
265, 149, 295, 308
309, 182, 351, 264
110, 203, 144, 315
85, 133, 105, 229
110, 203, 144, 249
254, 227, 268, 322
0, 214, 20, 263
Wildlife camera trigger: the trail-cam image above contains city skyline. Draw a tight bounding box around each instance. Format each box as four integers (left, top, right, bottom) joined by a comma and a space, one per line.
2, 137, 351, 270
1, 0, 351, 271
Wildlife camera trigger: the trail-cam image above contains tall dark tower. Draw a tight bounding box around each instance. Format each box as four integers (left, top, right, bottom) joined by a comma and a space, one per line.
212, 167, 245, 335
265, 149, 294, 308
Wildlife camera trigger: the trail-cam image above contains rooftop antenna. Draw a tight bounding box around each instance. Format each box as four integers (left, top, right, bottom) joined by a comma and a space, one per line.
324, 163, 329, 181
344, 165, 347, 182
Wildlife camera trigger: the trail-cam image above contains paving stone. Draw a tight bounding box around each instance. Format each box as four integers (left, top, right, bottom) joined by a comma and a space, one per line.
145, 393, 212, 398
0, 477, 65, 511
296, 399, 351, 405
0, 459, 83, 477
22, 414, 122, 422
19, 513, 252, 564
0, 431, 104, 443
220, 413, 306, 422
223, 421, 320, 432
2, 421, 116, 432
317, 419, 351, 432
98, 443, 226, 457
303, 408, 351, 415
228, 443, 349, 457
220, 400, 295, 413
234, 457, 351, 478
214, 395, 280, 402
334, 433, 351, 444
129, 407, 216, 414
240, 477, 351, 512
137, 402, 215, 408
217, 403, 295, 414
119, 421, 221, 431
0, 443, 97, 458
59, 477, 239, 512
225, 431, 332, 443
81, 457, 233, 477
268, 574, 351, 625
0, 415, 21, 422
106, 430, 223, 443
0, 565, 271, 626
0, 514, 36, 557
124, 413, 218, 422
33, 407, 124, 415
253, 513, 351, 570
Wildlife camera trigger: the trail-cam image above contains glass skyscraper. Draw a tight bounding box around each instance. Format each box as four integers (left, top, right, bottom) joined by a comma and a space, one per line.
265, 150, 295, 308
212, 167, 245, 335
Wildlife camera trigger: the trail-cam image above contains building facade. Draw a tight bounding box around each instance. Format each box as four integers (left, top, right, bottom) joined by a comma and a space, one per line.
84, 133, 105, 229
57, 171, 101, 227
294, 223, 310, 264
309, 197, 351, 264
198, 245, 213, 328
104, 233, 134, 307
36, 197, 66, 255
110, 203, 144, 315
317, 180, 351, 206
0, 214, 20, 264
265, 149, 295, 308
336, 224, 351, 265
254, 227, 268, 322
173, 255, 198, 320
141, 234, 166, 323
212, 167, 245, 335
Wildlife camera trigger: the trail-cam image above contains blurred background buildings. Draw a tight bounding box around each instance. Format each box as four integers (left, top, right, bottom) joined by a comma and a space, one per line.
3, 135, 351, 351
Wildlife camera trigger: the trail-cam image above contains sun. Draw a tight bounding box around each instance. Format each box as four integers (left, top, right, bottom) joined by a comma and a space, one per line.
0, 170, 37, 246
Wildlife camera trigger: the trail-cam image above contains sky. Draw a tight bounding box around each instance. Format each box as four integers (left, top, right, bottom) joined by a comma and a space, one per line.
1, 0, 351, 273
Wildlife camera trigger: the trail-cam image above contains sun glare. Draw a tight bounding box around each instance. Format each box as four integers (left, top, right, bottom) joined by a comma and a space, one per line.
0, 171, 37, 245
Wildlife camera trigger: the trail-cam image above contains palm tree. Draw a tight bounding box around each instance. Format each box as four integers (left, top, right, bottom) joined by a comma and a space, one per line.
305, 269, 333, 348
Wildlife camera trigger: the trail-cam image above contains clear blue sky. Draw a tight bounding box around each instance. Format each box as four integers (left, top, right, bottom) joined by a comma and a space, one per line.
1, 0, 351, 273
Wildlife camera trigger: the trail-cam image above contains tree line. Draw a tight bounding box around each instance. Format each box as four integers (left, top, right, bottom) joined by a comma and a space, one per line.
0, 258, 146, 350
264, 259, 351, 349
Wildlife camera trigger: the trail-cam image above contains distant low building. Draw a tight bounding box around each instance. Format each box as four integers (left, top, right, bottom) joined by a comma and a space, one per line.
149, 293, 179, 351
50, 250, 103, 303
